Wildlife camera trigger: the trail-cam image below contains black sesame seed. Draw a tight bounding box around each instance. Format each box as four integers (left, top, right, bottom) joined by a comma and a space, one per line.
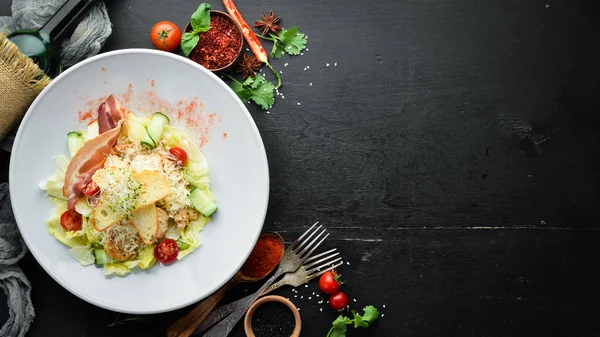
251, 301, 295, 337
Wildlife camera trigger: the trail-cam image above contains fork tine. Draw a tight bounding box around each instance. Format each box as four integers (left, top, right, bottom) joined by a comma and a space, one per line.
299, 231, 329, 262
306, 256, 342, 274
304, 252, 340, 270
294, 224, 322, 253
306, 261, 345, 281
305, 248, 337, 263
288, 221, 319, 251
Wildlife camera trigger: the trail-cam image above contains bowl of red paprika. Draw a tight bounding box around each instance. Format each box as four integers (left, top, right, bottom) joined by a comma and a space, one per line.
181, 3, 243, 72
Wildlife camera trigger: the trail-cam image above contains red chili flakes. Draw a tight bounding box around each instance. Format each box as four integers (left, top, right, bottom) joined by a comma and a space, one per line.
189, 16, 241, 70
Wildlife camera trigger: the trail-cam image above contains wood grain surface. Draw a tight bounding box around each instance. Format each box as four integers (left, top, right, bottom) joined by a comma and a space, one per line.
1, 0, 599, 336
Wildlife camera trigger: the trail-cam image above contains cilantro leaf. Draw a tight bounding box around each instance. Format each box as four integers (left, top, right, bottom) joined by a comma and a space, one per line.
332, 315, 353, 327
352, 310, 369, 328
230, 80, 251, 102
329, 325, 347, 337
228, 74, 275, 110
248, 74, 275, 109
269, 26, 307, 58
181, 33, 200, 57
362, 305, 380, 324
326, 307, 380, 337
271, 41, 285, 59
190, 3, 211, 33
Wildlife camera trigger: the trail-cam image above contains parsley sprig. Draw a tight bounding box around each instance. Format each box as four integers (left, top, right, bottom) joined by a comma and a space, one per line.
326, 305, 380, 337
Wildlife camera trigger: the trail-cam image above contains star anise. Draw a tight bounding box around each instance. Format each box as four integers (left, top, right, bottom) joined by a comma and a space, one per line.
237, 53, 262, 79
254, 10, 282, 36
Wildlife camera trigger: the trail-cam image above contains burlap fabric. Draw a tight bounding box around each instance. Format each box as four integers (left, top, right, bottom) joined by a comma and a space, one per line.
0, 33, 50, 140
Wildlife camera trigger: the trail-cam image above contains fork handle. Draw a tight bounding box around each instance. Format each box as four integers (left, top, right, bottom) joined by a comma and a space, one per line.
201, 269, 284, 337
193, 281, 282, 335
166, 278, 236, 337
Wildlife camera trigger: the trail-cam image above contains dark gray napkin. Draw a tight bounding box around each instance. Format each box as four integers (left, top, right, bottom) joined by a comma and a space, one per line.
0, 183, 34, 337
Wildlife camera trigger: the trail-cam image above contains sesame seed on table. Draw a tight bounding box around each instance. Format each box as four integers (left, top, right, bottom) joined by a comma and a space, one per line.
1, 0, 599, 336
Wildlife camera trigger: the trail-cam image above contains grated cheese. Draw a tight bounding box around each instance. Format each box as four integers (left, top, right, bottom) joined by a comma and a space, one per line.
106, 221, 140, 257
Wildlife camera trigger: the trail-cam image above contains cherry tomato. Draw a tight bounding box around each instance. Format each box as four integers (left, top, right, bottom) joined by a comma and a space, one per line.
154, 239, 179, 263
82, 181, 100, 196
169, 147, 188, 165
319, 270, 343, 294
150, 21, 182, 52
329, 291, 348, 311
60, 210, 83, 231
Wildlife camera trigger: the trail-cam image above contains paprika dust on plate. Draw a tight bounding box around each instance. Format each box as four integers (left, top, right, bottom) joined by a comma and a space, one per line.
241, 234, 284, 279
188, 15, 242, 70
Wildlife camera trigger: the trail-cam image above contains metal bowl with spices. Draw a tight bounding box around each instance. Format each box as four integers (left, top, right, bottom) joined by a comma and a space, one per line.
184, 10, 244, 72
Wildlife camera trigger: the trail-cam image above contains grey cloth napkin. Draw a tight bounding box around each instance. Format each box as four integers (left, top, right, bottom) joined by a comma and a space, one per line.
0, 183, 33, 337
0, 0, 112, 152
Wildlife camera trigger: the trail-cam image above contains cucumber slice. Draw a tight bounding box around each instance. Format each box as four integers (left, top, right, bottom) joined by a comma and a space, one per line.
67, 131, 84, 157
189, 187, 217, 217
93, 248, 115, 265
146, 112, 170, 145
126, 116, 155, 148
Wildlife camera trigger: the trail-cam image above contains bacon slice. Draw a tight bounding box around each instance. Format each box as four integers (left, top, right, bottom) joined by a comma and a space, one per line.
98, 95, 124, 134
63, 95, 128, 209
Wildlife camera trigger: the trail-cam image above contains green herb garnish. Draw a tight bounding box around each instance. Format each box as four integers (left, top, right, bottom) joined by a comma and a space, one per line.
268, 26, 307, 59
228, 73, 275, 110
181, 3, 212, 57
326, 305, 380, 337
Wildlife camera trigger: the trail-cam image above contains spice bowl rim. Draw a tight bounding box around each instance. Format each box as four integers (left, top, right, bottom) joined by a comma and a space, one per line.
244, 295, 302, 337
183, 9, 244, 72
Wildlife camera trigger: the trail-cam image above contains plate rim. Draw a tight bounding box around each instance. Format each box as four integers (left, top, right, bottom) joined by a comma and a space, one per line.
8, 48, 270, 314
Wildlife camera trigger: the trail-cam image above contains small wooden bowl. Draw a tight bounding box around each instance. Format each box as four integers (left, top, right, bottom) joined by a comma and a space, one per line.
184, 10, 244, 72
244, 295, 301, 337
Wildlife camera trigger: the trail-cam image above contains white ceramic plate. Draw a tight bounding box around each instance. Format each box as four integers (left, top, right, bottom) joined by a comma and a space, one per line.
9, 49, 269, 314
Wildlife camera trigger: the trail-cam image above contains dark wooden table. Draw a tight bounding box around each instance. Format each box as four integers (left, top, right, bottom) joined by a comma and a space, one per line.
2, 0, 600, 336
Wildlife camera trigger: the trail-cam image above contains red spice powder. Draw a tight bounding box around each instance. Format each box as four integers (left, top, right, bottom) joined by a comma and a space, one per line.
189, 15, 241, 70
222, 132, 228, 141
77, 82, 221, 147
241, 235, 284, 279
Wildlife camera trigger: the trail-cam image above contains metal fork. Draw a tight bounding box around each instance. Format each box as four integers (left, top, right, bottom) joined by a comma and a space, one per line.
201, 222, 329, 337
194, 248, 343, 335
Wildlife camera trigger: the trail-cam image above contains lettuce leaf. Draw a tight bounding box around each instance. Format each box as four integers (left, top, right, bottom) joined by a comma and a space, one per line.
40, 155, 69, 199
162, 125, 209, 187
74, 198, 93, 217
46, 197, 88, 248
176, 215, 209, 260
68, 245, 95, 266
104, 260, 140, 276
138, 246, 156, 269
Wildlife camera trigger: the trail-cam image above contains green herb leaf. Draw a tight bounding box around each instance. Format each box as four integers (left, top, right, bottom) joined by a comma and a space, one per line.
351, 310, 368, 328
230, 80, 252, 102
181, 33, 200, 57
332, 315, 353, 327
191, 3, 212, 33
326, 315, 352, 337
326, 307, 380, 337
248, 74, 275, 109
271, 41, 285, 59
229, 74, 275, 110
270, 26, 307, 58
362, 305, 380, 324
329, 325, 347, 337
